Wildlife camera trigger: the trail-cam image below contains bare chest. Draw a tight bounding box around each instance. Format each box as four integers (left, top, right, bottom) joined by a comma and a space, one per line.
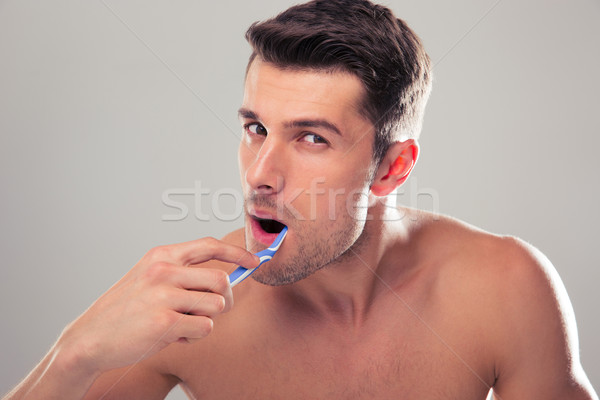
174, 313, 493, 400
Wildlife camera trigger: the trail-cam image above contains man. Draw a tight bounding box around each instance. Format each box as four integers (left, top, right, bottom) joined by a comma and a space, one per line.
4, 0, 597, 399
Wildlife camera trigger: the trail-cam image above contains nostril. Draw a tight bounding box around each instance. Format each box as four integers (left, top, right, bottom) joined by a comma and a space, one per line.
256, 184, 274, 193
248, 175, 283, 195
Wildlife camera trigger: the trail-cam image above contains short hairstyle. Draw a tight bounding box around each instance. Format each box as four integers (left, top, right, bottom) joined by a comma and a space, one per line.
245, 0, 432, 165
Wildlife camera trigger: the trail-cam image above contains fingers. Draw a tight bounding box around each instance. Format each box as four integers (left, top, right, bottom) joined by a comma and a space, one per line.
149, 265, 234, 312
61, 236, 255, 371
145, 285, 228, 345
165, 313, 215, 343
170, 266, 230, 292
128, 236, 258, 347
168, 237, 260, 269
169, 288, 227, 317
154, 290, 225, 345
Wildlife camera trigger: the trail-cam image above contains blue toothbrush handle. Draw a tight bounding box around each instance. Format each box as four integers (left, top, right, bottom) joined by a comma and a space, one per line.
228, 267, 250, 285
228, 227, 288, 287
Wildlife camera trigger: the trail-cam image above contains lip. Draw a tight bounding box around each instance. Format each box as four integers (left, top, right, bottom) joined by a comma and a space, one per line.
247, 206, 282, 222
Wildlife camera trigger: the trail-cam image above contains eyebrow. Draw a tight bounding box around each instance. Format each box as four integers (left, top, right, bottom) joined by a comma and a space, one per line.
238, 108, 259, 121
238, 107, 342, 136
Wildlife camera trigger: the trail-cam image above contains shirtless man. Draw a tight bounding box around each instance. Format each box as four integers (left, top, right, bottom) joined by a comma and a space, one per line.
4, 1, 597, 399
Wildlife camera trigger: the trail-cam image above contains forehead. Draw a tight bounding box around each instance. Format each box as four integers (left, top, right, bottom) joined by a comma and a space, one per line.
242, 59, 372, 137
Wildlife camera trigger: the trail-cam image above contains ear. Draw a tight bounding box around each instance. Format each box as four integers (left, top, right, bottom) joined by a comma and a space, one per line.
370, 139, 419, 197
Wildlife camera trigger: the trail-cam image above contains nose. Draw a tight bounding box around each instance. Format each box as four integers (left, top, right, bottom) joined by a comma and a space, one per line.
243, 135, 285, 195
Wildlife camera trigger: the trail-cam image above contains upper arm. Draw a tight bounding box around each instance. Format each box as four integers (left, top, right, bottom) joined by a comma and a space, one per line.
490, 237, 597, 400
83, 359, 179, 400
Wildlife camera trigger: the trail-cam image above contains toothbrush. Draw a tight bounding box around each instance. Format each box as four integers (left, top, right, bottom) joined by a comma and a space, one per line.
228, 227, 288, 287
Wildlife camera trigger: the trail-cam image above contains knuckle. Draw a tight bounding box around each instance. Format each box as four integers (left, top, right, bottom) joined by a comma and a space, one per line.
143, 262, 171, 282
210, 269, 230, 292
153, 287, 171, 304
147, 245, 172, 261
154, 311, 177, 330
202, 237, 219, 252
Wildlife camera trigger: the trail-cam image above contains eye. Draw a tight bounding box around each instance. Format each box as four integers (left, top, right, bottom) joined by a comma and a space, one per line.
301, 133, 328, 145
244, 122, 267, 136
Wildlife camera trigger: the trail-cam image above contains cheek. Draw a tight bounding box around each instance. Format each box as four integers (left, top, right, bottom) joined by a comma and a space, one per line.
327, 186, 369, 224
346, 189, 371, 222
329, 166, 373, 220
295, 179, 370, 224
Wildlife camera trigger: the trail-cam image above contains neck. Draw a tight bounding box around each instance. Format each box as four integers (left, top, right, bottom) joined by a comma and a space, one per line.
268, 200, 413, 328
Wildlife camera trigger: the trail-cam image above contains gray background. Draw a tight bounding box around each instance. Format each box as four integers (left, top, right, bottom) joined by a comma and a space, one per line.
1, 1, 598, 398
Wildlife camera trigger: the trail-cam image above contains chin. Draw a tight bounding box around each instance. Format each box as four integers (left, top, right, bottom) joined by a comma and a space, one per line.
251, 267, 311, 286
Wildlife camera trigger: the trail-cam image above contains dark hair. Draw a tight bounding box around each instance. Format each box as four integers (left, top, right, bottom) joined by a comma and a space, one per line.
245, 0, 432, 165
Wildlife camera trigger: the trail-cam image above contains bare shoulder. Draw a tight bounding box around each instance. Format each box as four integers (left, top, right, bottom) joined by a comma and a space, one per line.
426, 213, 569, 322
408, 209, 561, 285
407, 210, 597, 398
404, 210, 561, 326
412, 210, 571, 328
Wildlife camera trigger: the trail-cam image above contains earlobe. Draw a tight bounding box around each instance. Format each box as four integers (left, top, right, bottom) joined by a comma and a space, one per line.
370, 140, 419, 197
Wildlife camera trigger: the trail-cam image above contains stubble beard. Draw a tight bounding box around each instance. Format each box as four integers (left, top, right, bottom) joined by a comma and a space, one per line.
249, 215, 369, 286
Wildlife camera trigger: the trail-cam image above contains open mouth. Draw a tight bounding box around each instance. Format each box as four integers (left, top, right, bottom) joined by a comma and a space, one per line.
256, 217, 286, 234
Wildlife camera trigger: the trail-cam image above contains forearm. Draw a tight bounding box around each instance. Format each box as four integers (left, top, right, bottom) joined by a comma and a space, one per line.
3, 341, 101, 400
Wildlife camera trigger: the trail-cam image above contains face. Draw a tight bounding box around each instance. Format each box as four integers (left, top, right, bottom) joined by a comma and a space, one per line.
238, 59, 376, 285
